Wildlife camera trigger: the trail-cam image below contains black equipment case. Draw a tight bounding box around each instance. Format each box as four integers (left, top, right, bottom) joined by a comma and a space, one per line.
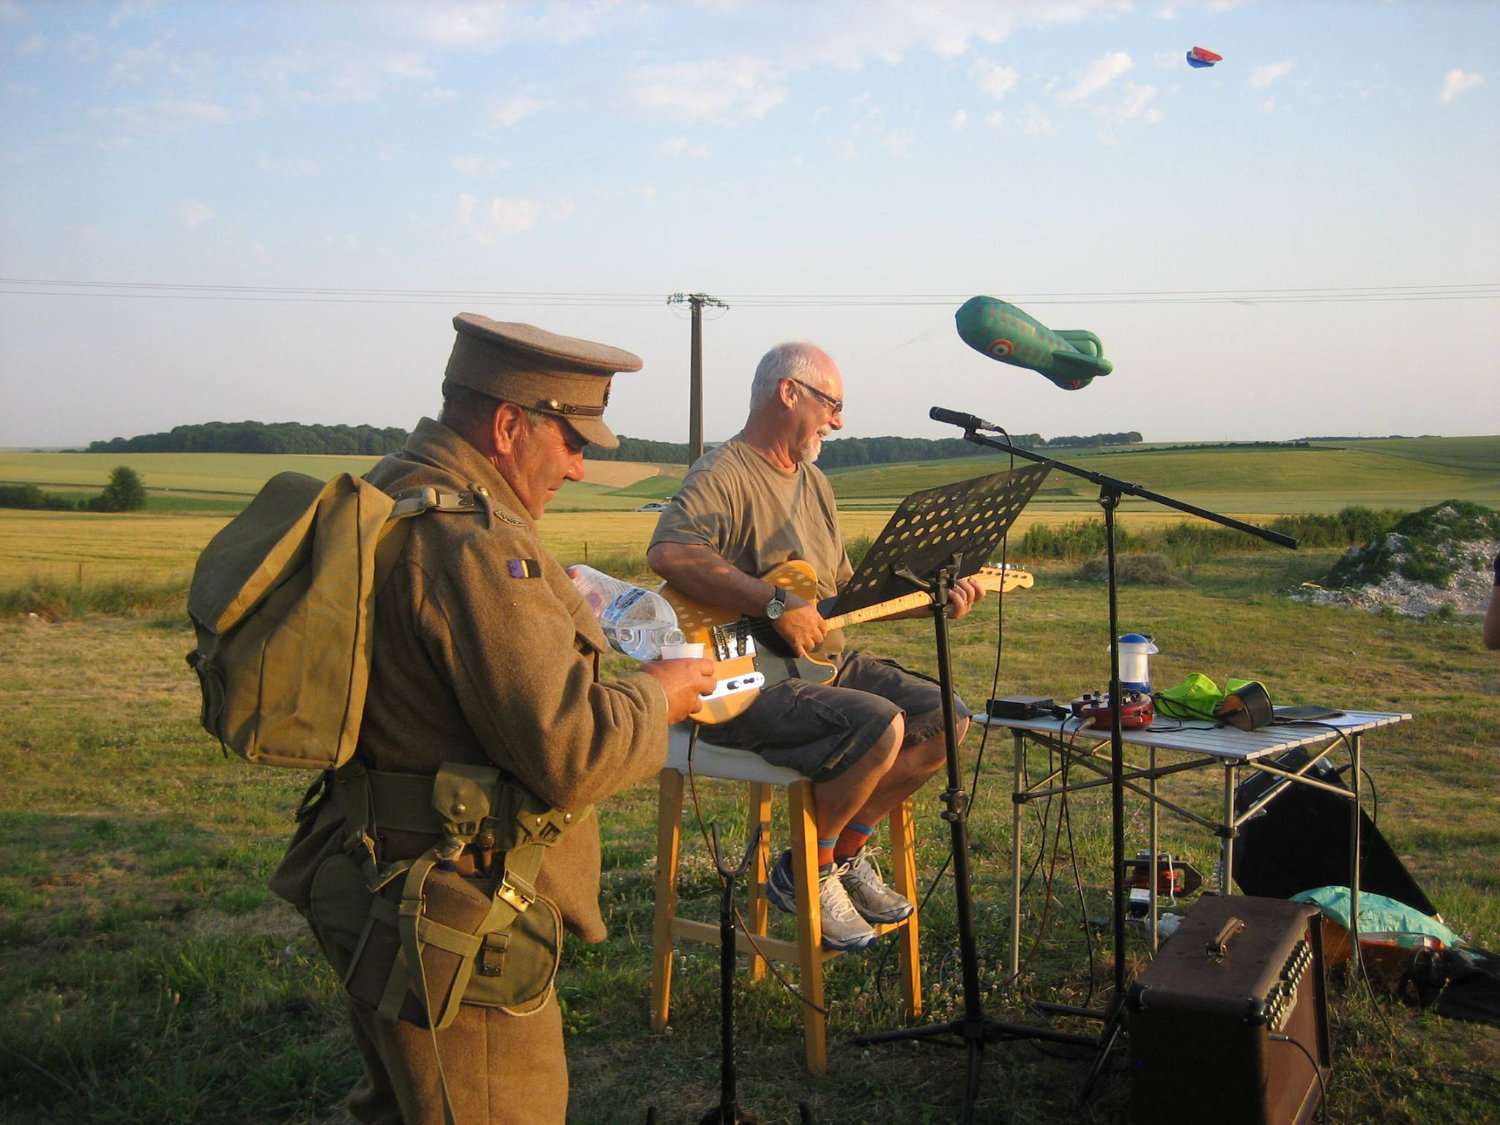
1126, 895, 1330, 1125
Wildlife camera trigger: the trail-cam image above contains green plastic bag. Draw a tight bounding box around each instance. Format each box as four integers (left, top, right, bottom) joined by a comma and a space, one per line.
1154, 672, 1225, 721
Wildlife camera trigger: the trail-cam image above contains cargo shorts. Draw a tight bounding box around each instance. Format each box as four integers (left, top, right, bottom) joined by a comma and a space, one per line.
700, 649, 972, 781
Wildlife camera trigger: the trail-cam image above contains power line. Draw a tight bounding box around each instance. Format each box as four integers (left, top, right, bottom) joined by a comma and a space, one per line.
0, 277, 1496, 307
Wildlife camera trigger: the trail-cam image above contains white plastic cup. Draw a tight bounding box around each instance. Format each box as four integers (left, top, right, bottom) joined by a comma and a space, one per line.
659, 642, 705, 660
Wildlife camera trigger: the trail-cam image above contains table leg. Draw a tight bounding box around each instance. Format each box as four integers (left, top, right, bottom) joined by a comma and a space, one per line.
1350, 733, 1364, 979
1011, 730, 1025, 981
1220, 764, 1236, 895
1148, 746, 1160, 949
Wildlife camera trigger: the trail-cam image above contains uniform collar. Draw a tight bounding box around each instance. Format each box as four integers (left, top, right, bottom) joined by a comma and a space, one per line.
402, 417, 536, 532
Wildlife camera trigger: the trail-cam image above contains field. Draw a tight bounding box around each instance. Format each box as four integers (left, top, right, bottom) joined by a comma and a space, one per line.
1, 440, 1498, 1124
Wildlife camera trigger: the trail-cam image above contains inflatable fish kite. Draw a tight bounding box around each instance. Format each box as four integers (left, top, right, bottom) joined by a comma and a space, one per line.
954, 296, 1112, 391
1186, 46, 1222, 68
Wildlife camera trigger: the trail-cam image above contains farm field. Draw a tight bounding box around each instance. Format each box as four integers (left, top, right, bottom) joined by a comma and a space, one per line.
4, 436, 1497, 517
1, 550, 1496, 1124
1, 435, 1498, 1123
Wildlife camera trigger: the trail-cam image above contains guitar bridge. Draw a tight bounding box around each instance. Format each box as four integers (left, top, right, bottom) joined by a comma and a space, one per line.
709, 621, 757, 662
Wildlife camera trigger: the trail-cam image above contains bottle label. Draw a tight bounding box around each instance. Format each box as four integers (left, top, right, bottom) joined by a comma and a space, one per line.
600, 586, 649, 633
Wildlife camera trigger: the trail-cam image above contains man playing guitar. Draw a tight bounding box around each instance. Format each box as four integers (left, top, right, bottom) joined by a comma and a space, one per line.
647, 342, 989, 952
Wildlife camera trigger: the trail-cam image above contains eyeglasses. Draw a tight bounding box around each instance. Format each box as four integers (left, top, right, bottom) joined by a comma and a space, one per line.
790, 378, 843, 415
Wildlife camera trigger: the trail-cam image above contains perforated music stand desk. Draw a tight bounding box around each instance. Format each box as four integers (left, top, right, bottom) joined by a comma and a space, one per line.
980, 709, 1411, 978
825, 462, 1051, 618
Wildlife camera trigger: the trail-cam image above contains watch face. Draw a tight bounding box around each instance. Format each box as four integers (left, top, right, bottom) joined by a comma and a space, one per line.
764, 591, 785, 619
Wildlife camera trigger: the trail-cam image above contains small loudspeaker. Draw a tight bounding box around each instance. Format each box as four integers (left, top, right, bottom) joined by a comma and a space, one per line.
1127, 895, 1330, 1125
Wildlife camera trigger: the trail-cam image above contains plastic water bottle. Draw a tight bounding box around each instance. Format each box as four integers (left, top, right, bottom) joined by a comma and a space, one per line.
566, 564, 684, 661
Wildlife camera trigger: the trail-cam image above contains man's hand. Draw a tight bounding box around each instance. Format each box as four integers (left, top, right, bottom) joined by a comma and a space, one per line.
773, 592, 827, 657
943, 575, 989, 620
641, 657, 718, 725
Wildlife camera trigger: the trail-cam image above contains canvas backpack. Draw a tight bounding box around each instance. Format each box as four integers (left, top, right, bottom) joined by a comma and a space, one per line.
186, 471, 479, 769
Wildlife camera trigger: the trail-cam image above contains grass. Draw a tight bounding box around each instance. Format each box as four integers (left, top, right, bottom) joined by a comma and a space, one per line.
1, 544, 1497, 1124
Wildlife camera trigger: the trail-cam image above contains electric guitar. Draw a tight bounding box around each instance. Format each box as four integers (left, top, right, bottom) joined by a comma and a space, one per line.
659, 559, 1034, 724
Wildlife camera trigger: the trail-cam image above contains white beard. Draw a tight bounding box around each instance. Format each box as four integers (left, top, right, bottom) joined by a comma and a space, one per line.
799, 427, 831, 464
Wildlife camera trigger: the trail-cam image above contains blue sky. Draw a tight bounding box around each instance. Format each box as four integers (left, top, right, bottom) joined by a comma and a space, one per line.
1, 0, 1496, 450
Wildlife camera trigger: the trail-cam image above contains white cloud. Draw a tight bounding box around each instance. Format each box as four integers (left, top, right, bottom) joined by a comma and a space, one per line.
91, 98, 240, 146
627, 57, 785, 123
1016, 104, 1055, 136
879, 128, 916, 157
178, 200, 212, 227
1107, 82, 1160, 122
1256, 96, 1278, 114
456, 192, 540, 244
423, 87, 459, 104
1060, 51, 1133, 103
951, 109, 968, 129
487, 95, 547, 127
660, 136, 712, 159
400, 2, 601, 49
1439, 69, 1485, 103
984, 110, 1004, 127
108, 42, 167, 84
974, 61, 1018, 100
258, 156, 320, 178
452, 155, 512, 177
1249, 61, 1292, 89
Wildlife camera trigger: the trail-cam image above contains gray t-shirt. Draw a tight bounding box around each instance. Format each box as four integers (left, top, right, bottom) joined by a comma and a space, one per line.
650, 435, 853, 656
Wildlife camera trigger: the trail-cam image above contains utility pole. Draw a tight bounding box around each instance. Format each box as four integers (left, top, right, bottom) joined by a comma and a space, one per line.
667, 292, 727, 464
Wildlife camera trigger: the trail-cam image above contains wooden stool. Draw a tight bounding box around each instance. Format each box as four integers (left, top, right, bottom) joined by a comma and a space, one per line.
650, 724, 922, 1074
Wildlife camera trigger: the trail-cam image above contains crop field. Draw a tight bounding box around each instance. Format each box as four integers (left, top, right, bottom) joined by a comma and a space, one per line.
1, 547, 1497, 1124
1, 437, 1497, 1123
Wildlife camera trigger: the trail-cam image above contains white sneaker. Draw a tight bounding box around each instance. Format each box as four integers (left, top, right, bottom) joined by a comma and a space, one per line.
838, 846, 914, 924
817, 863, 878, 951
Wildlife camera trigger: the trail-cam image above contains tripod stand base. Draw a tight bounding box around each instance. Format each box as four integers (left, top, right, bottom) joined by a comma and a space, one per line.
853, 1014, 1097, 1052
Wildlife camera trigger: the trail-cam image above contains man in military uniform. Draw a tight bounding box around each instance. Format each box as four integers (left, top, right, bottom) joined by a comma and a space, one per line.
270, 314, 715, 1125
647, 342, 988, 952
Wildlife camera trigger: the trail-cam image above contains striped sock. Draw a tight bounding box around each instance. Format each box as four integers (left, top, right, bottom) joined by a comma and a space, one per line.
817, 839, 837, 872
834, 822, 875, 863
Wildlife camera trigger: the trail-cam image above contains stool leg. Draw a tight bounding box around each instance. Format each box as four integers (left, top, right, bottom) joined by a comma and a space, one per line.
889, 798, 923, 1018
651, 768, 685, 1031
747, 781, 773, 983
788, 779, 827, 1075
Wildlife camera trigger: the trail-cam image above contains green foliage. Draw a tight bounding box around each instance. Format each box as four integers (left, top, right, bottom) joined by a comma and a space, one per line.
0, 482, 77, 510
1018, 520, 1127, 560
90, 465, 148, 512
89, 420, 408, 455
1327, 500, 1500, 590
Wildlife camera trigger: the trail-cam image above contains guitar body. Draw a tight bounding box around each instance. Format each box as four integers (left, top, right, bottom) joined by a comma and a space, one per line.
660, 559, 1033, 725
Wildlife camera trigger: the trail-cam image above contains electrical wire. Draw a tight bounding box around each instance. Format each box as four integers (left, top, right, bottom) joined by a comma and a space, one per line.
1, 277, 1496, 307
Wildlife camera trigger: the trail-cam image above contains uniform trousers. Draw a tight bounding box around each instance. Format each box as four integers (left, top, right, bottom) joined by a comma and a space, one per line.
343, 991, 568, 1125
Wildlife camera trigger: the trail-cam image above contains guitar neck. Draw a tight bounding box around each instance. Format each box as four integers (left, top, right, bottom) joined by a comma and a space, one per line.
822, 566, 1032, 631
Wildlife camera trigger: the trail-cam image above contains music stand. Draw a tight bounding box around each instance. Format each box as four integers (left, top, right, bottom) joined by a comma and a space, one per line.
847, 465, 1098, 1124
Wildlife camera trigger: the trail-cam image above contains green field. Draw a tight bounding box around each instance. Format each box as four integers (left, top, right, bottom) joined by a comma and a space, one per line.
5, 436, 1497, 518
1, 550, 1497, 1124
1, 436, 1498, 1123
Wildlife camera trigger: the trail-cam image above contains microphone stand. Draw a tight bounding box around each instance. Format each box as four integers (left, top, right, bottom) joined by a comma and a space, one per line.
929, 406, 1297, 1093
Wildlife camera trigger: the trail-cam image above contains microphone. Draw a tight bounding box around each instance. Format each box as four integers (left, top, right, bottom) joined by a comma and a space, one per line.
929, 406, 996, 432
955, 295, 1113, 391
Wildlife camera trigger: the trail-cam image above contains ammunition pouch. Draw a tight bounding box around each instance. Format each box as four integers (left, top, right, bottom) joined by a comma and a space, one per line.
330, 760, 585, 1028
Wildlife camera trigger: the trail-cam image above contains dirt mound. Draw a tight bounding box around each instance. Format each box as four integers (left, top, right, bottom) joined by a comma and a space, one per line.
1294, 500, 1499, 619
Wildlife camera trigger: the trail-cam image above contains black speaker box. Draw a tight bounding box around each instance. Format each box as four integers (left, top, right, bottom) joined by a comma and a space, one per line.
1127, 895, 1330, 1125
1231, 748, 1436, 916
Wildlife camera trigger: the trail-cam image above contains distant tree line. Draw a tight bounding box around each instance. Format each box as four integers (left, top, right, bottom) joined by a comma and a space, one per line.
0, 466, 147, 512
88, 421, 408, 455
586, 431, 1144, 466
83, 421, 1143, 464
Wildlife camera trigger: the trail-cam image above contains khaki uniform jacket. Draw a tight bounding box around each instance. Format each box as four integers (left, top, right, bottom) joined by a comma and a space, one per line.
271, 418, 669, 943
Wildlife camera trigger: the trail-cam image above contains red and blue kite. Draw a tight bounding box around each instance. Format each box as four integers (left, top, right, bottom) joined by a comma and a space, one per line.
1186, 46, 1222, 68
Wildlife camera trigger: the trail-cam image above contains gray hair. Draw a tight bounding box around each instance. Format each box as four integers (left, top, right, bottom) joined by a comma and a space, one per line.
749, 342, 832, 412
440, 378, 548, 435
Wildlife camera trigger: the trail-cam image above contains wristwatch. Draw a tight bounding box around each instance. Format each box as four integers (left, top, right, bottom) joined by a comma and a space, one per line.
763, 586, 787, 620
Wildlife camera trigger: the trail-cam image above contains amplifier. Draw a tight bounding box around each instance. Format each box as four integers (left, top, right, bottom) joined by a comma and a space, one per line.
1127, 895, 1330, 1125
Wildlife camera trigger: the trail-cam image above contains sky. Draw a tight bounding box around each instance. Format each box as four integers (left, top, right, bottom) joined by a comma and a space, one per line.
1, 0, 1496, 451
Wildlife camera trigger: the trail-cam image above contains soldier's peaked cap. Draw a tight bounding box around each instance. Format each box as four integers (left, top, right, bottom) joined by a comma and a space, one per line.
445, 312, 642, 449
